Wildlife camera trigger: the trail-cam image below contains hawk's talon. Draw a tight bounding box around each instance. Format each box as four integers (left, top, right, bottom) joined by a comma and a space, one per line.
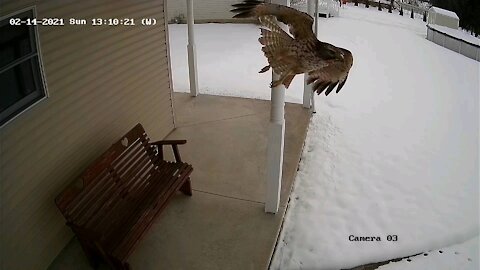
270, 80, 282, 88
259, 65, 271, 73
231, 0, 353, 96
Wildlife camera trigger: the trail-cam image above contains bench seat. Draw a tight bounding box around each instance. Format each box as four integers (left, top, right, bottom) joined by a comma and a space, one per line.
56, 124, 193, 269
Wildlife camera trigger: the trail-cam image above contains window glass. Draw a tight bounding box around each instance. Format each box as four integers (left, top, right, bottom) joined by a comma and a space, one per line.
0, 61, 37, 111
0, 24, 33, 68
0, 9, 47, 127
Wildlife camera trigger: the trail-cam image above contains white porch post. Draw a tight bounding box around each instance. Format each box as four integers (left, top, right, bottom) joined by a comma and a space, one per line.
314, 0, 319, 35
265, 0, 289, 214
265, 72, 286, 214
311, 0, 319, 113
303, 0, 315, 108
187, 0, 199, 97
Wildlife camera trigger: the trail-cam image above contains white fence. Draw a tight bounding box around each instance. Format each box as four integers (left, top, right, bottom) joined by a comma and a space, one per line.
317, 0, 340, 17
427, 25, 480, 61
292, 0, 339, 17
396, 1, 429, 15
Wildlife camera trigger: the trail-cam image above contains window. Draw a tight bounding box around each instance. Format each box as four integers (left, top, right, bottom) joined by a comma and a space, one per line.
0, 8, 47, 127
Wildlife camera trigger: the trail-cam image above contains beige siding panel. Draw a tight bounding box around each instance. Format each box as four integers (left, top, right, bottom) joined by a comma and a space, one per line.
0, 1, 175, 269
1, 53, 169, 162
4, 71, 171, 212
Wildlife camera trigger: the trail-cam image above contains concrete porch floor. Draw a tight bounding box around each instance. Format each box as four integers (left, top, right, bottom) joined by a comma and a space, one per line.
49, 93, 311, 270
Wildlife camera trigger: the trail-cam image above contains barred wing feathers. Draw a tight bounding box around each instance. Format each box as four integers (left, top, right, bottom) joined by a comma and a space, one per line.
231, 1, 354, 95
231, 0, 315, 40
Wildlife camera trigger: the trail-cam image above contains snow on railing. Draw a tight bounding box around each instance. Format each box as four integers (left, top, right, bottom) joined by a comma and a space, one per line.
291, 0, 308, 13
396, 0, 429, 14
330, 0, 340, 16
427, 24, 480, 61
292, 0, 339, 17
317, 0, 339, 17
318, 0, 328, 12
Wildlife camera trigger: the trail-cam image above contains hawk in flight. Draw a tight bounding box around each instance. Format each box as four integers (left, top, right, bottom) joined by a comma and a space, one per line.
231, 0, 353, 96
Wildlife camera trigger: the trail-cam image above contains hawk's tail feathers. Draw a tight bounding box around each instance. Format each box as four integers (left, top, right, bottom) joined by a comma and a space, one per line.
259, 21, 293, 74
231, 0, 263, 18
260, 29, 289, 74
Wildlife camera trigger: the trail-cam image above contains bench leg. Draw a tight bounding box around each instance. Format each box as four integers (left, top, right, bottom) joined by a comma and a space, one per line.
107, 256, 131, 270
115, 261, 130, 270
180, 178, 192, 196
77, 237, 100, 269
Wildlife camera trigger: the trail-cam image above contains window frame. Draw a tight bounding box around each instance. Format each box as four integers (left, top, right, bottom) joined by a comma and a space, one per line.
0, 6, 49, 128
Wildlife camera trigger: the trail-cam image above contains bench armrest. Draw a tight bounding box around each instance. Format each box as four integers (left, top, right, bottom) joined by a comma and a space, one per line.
151, 140, 187, 146
150, 140, 187, 162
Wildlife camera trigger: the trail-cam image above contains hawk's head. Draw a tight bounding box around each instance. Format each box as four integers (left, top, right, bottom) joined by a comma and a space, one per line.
339, 48, 354, 69
308, 46, 354, 95
334, 48, 354, 95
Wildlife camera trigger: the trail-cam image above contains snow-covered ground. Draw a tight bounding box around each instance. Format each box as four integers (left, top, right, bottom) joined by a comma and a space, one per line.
169, 4, 479, 270
379, 236, 479, 270
169, 23, 306, 102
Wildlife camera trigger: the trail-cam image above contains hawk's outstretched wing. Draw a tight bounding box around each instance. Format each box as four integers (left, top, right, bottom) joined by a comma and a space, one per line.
231, 0, 315, 40
231, 1, 354, 94
307, 48, 353, 95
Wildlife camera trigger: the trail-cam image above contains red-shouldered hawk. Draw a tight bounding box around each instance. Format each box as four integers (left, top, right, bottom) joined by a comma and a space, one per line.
231, 0, 353, 96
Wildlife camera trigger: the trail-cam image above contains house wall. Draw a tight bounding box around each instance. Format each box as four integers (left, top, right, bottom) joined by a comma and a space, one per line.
167, 0, 254, 23
0, 0, 175, 269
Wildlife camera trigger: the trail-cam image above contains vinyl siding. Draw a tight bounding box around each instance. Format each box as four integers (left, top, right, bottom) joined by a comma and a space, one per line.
0, 1, 175, 269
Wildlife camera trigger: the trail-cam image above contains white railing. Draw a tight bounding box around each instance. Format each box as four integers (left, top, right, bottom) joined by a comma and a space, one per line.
293, 0, 339, 17
427, 25, 480, 61
395, 0, 429, 14
318, 0, 329, 14
330, 0, 340, 16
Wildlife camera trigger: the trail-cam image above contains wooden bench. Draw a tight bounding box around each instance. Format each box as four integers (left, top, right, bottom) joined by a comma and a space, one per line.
55, 124, 193, 270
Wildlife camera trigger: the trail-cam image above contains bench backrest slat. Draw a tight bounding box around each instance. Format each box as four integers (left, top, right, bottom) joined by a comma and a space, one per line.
82, 124, 150, 187
56, 124, 157, 220
55, 123, 194, 266
67, 171, 113, 220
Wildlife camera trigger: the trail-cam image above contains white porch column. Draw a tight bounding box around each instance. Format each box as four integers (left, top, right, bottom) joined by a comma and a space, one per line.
310, 0, 319, 113
265, 72, 286, 214
265, 0, 289, 214
187, 0, 199, 97
303, 0, 315, 108
314, 0, 319, 35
